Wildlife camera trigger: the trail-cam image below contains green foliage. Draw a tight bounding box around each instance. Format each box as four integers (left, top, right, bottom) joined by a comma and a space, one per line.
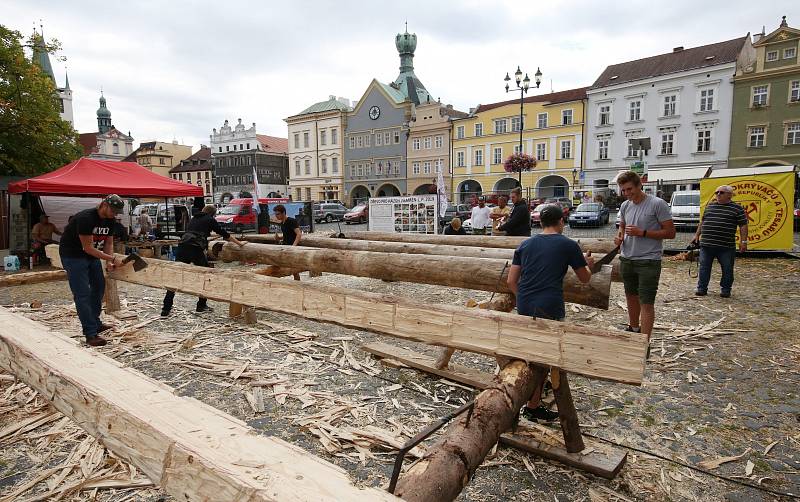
0, 24, 81, 177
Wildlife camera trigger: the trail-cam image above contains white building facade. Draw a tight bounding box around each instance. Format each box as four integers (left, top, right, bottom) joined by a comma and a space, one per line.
285, 96, 350, 202
585, 37, 748, 194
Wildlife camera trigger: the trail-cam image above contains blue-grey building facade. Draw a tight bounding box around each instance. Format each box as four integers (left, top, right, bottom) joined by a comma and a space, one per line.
344, 28, 433, 205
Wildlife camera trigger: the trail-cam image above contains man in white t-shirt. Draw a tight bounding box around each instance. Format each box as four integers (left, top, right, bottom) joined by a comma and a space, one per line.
470, 198, 492, 235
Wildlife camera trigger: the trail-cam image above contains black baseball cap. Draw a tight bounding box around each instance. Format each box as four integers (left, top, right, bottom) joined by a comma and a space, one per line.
104, 194, 125, 214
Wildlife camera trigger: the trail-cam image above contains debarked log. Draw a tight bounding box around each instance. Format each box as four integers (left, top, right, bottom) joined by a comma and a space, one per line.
212, 242, 612, 310
333, 231, 618, 254
0, 269, 67, 287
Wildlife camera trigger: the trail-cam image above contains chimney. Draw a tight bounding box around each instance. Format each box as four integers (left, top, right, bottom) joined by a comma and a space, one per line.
673, 46, 684, 52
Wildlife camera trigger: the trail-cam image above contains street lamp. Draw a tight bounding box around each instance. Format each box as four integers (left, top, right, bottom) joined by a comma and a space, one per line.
505, 66, 542, 187
572, 167, 579, 200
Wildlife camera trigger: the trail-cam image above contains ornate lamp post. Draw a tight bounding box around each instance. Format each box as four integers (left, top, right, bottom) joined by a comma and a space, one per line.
504, 66, 542, 186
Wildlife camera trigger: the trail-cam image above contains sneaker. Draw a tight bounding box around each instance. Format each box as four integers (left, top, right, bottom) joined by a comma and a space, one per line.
521, 405, 559, 422
86, 336, 107, 347
720, 291, 731, 298
694, 290, 707, 296
160, 309, 171, 317
97, 323, 115, 333
196, 305, 213, 313
624, 325, 641, 333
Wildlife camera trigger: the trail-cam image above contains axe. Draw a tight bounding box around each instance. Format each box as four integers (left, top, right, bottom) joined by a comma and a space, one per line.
121, 252, 148, 272
589, 245, 620, 273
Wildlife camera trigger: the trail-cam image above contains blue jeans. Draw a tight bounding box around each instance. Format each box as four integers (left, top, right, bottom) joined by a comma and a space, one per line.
61, 256, 105, 339
697, 246, 735, 294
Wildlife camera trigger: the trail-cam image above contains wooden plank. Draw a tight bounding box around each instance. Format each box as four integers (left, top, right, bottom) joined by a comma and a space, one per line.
551, 369, 585, 453
45, 245, 647, 384
500, 425, 627, 479
362, 342, 494, 389
0, 270, 67, 287
0, 307, 398, 502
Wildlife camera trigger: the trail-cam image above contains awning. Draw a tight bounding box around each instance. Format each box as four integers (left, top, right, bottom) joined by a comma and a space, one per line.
646, 166, 711, 182
708, 165, 797, 178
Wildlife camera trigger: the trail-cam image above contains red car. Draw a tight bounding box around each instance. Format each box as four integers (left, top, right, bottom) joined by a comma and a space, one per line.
343, 204, 369, 224
531, 202, 570, 226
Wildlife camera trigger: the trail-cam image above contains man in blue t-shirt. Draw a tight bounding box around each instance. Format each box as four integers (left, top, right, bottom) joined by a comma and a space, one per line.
507, 204, 594, 421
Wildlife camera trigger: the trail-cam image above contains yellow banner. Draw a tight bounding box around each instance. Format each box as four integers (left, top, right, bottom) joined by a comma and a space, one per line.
700, 172, 795, 250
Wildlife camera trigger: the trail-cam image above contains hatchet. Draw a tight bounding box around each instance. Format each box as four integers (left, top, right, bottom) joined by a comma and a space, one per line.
121, 252, 148, 272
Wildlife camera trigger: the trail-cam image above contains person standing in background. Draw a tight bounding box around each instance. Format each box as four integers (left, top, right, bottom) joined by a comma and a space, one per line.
470, 198, 492, 235
497, 188, 531, 237
490, 196, 511, 235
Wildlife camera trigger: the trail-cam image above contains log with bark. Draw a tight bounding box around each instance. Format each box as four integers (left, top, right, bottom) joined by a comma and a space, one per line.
212, 241, 612, 310
0, 269, 67, 287
394, 361, 549, 502
333, 230, 618, 254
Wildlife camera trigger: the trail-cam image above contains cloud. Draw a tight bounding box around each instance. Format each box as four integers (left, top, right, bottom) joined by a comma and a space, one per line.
4, 0, 794, 151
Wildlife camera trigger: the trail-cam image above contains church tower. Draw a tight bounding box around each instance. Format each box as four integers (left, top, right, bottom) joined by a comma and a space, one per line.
31, 28, 74, 126
393, 26, 431, 105
96, 93, 112, 133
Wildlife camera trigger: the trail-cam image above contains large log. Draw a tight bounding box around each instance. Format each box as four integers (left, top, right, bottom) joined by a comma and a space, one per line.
243, 234, 621, 282
0, 307, 398, 501
394, 361, 549, 501
46, 245, 648, 384
0, 269, 67, 287
212, 242, 612, 310
334, 230, 618, 254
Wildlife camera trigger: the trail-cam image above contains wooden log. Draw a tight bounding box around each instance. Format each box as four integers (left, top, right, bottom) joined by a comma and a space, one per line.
242, 235, 622, 282
0, 307, 398, 501
213, 242, 612, 310
45, 245, 648, 384
229, 302, 243, 318
394, 362, 549, 502
103, 278, 121, 313
550, 369, 585, 453
334, 231, 618, 254
0, 270, 67, 287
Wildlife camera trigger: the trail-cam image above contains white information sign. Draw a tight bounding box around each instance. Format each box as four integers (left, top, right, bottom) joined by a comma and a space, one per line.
368, 195, 439, 234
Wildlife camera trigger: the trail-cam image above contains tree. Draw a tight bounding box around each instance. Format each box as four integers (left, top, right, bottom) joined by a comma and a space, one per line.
0, 25, 81, 177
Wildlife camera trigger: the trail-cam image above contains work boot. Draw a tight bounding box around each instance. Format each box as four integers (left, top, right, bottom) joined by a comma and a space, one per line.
521, 405, 559, 422
720, 291, 731, 298
196, 305, 213, 313
86, 336, 107, 347
694, 289, 707, 296
160, 308, 171, 317
98, 323, 115, 333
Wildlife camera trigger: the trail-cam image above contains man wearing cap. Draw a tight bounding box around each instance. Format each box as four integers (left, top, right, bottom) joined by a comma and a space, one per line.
692, 185, 748, 298
469, 198, 492, 235
59, 195, 125, 347
507, 204, 594, 421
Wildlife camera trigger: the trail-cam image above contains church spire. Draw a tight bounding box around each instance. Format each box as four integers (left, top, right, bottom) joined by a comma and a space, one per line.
97, 91, 112, 133
31, 29, 56, 84
64, 70, 70, 90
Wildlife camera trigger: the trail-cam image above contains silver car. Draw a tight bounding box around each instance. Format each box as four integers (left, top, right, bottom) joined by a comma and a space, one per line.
314, 203, 348, 223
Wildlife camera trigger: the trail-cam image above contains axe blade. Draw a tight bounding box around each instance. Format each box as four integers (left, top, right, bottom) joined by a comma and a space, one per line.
122, 253, 148, 272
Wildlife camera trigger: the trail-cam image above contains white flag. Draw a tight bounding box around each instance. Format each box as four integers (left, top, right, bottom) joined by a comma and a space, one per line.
252, 166, 262, 215
436, 168, 448, 217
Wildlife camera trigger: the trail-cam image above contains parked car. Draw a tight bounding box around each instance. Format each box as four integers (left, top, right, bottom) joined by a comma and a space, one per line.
568, 203, 609, 227
154, 203, 190, 238
545, 197, 573, 209
615, 208, 622, 228
214, 197, 289, 233
343, 204, 369, 224
670, 190, 701, 230
313, 202, 347, 223
531, 203, 570, 226
439, 204, 471, 227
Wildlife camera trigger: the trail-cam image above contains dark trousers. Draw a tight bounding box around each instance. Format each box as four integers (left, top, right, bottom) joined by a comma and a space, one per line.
62, 256, 105, 340
162, 244, 209, 312
697, 245, 736, 294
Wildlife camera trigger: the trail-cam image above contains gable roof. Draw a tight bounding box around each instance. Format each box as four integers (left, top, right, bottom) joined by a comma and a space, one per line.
591, 37, 747, 89
169, 146, 212, 174
256, 134, 288, 154
474, 87, 588, 114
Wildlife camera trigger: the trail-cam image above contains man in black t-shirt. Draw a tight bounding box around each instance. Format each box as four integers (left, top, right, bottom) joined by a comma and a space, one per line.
161, 205, 245, 316
273, 204, 302, 281
497, 188, 531, 236
59, 195, 125, 347
507, 204, 594, 422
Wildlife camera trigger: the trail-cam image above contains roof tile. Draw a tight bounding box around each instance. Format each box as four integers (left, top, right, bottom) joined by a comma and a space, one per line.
474, 87, 588, 114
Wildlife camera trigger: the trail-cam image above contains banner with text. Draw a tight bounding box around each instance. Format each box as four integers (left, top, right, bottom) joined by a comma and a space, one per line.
368, 195, 439, 234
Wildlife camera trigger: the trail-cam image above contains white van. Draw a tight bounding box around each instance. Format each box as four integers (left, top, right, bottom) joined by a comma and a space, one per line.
669, 190, 700, 229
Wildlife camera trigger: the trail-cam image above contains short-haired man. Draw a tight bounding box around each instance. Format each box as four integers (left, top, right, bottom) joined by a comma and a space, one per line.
614, 171, 675, 339
470, 198, 492, 235
273, 204, 302, 281
161, 205, 245, 317
507, 204, 594, 421
490, 196, 511, 235
32, 214, 61, 245
692, 185, 748, 298
59, 195, 125, 347
497, 188, 531, 237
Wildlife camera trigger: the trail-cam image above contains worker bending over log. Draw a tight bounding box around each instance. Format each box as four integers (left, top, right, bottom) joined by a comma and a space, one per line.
507, 204, 594, 421
161, 205, 245, 317
271, 204, 302, 281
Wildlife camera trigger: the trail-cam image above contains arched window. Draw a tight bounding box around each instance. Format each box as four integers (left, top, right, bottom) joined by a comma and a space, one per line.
112, 142, 119, 154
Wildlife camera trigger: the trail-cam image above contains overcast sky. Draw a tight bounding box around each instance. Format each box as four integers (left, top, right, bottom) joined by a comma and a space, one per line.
5, 0, 794, 152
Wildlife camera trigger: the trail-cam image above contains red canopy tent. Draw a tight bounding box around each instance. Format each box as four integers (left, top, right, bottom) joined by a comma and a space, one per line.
8, 158, 204, 197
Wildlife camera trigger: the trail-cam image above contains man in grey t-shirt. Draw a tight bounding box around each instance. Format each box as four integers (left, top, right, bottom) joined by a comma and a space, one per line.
614, 171, 675, 341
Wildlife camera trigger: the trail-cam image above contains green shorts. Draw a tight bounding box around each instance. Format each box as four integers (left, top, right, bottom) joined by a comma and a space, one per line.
619, 257, 662, 305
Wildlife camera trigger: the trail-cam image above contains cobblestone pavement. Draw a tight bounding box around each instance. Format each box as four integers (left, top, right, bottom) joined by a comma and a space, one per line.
1, 256, 798, 501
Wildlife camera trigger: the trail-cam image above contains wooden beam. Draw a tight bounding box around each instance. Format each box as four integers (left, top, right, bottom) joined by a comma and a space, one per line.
0, 307, 398, 502
46, 246, 648, 384
213, 242, 613, 310
0, 270, 67, 287
334, 231, 618, 254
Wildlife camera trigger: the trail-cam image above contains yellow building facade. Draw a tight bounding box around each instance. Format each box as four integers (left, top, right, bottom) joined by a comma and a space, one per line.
451, 87, 587, 203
